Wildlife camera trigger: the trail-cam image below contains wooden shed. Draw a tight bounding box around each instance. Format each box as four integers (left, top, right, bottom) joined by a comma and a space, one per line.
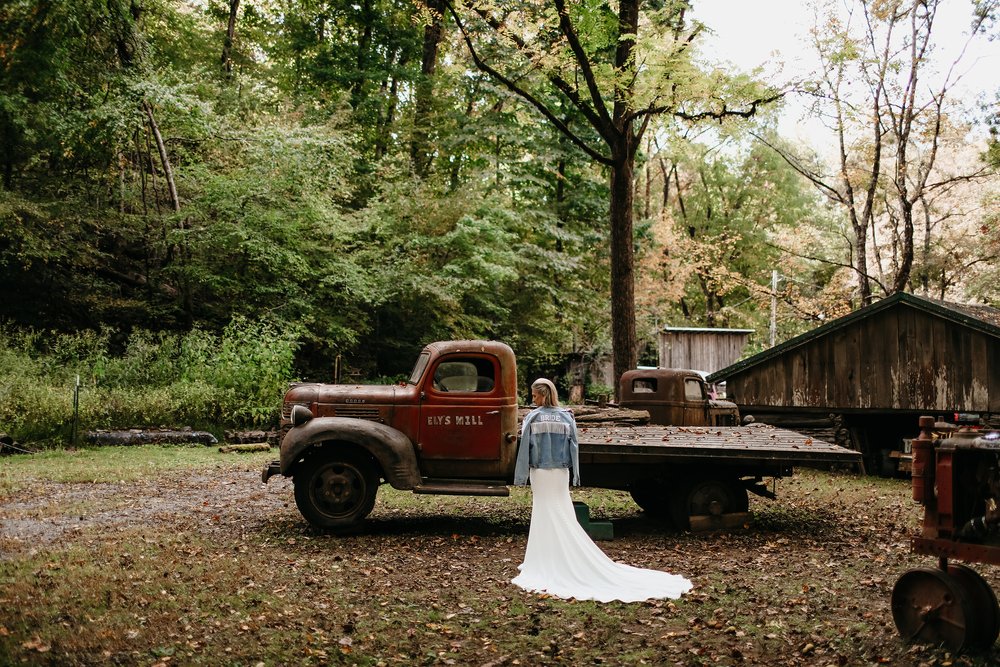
708, 293, 1000, 473
658, 327, 754, 373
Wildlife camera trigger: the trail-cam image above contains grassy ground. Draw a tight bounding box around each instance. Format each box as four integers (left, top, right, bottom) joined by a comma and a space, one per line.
1, 446, 998, 666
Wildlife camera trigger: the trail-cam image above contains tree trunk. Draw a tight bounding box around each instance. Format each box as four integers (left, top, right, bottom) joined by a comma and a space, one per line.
892, 198, 915, 293
849, 210, 872, 305
143, 101, 180, 213
607, 0, 640, 400
143, 99, 191, 325
221, 0, 240, 76
609, 153, 637, 400
352, 0, 374, 109
412, 0, 444, 177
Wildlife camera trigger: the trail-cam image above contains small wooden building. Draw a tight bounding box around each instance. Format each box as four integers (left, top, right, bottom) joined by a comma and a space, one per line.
708, 293, 1000, 473
658, 327, 754, 373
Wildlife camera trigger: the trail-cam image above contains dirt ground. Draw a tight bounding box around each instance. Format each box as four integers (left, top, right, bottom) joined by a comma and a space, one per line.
2, 452, 1000, 666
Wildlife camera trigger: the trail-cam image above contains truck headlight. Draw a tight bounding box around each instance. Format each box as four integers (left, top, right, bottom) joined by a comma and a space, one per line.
291, 404, 314, 427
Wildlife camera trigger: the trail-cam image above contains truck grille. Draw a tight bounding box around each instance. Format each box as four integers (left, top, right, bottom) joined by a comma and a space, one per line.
333, 406, 381, 421
282, 401, 309, 421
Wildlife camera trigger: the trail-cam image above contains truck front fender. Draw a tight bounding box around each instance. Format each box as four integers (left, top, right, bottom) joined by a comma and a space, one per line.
279, 417, 421, 490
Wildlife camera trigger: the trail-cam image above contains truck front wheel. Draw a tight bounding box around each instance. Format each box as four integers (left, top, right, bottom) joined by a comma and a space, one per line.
293, 449, 379, 530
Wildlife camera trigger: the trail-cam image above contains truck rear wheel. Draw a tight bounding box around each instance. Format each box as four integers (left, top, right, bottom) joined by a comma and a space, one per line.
293, 449, 379, 531
669, 478, 748, 530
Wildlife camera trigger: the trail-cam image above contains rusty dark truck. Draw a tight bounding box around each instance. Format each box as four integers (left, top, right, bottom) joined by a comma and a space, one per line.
262, 340, 860, 532
618, 368, 740, 427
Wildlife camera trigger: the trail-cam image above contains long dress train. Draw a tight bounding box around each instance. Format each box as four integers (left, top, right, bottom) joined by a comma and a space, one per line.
511, 467, 692, 602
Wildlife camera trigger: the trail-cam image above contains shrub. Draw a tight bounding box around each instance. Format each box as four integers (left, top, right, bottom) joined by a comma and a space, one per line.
0, 321, 299, 447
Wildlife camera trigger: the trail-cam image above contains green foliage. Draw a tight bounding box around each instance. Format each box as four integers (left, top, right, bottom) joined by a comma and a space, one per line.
584, 383, 614, 401
4, 0, 988, 414
0, 321, 299, 446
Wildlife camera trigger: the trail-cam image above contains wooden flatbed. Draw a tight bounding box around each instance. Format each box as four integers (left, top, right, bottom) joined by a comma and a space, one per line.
572, 424, 861, 527
577, 423, 862, 467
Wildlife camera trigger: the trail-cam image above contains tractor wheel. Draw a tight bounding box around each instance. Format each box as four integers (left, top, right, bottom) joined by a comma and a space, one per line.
892, 566, 974, 652
946, 563, 1000, 649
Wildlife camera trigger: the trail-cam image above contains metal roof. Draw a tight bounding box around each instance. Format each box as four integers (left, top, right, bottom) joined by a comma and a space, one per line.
660, 326, 755, 334
707, 292, 1000, 382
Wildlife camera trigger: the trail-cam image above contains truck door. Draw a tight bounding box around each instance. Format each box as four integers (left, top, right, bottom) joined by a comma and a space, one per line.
683, 376, 710, 426
419, 354, 504, 478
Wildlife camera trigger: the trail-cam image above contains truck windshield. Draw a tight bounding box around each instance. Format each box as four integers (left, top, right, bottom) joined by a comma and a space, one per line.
408, 352, 430, 385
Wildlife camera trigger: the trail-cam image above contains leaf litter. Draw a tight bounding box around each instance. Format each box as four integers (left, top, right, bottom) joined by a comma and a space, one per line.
0, 458, 998, 666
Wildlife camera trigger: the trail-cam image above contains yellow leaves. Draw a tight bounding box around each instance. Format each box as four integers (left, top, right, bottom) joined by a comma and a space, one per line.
21, 637, 51, 653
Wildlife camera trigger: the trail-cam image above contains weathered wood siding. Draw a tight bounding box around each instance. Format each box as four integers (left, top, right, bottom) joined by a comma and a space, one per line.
728, 303, 1000, 413
658, 328, 752, 373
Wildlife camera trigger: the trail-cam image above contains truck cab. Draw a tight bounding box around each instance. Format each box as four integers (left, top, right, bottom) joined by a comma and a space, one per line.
619, 368, 740, 427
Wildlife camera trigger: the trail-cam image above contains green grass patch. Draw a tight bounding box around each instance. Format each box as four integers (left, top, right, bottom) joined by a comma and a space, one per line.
0, 445, 275, 494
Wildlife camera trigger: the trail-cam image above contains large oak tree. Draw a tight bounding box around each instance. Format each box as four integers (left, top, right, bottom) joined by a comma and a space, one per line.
445, 0, 778, 392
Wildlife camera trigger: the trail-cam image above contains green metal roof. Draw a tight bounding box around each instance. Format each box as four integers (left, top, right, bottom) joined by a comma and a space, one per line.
707, 292, 1000, 382
660, 326, 755, 334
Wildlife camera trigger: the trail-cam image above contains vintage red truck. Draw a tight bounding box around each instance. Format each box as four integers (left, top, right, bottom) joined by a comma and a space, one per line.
262, 340, 860, 532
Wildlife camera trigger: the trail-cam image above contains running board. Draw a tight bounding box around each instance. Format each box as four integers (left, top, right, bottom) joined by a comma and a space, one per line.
413, 479, 510, 497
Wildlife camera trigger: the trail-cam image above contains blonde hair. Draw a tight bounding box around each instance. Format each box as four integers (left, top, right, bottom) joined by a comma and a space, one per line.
531, 378, 560, 407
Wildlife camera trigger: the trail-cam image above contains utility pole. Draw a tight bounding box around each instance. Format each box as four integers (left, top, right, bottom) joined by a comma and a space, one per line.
770, 270, 778, 348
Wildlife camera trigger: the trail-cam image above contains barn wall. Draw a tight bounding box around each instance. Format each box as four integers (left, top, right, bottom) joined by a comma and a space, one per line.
658, 331, 751, 373
729, 304, 1000, 413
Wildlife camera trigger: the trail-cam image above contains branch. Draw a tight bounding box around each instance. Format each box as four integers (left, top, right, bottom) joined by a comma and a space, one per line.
750, 130, 845, 204
553, 0, 614, 134
461, 3, 608, 135
628, 20, 703, 125
446, 3, 612, 165
762, 238, 889, 295
924, 165, 995, 192
143, 100, 181, 213
658, 92, 783, 124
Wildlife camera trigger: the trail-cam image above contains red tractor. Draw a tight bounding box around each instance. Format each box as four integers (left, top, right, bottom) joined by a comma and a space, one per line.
892, 415, 1000, 651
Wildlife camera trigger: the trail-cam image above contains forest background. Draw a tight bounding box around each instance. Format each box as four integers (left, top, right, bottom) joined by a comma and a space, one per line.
1, 0, 998, 446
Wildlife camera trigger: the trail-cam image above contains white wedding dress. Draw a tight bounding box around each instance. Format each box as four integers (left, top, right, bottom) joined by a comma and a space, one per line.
511, 467, 693, 602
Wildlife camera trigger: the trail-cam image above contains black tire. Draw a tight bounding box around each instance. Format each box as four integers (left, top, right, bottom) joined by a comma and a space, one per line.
629, 481, 673, 521
293, 449, 379, 531
669, 478, 749, 530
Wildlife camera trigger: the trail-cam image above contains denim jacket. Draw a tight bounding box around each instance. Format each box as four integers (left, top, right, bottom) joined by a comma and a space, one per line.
513, 406, 580, 486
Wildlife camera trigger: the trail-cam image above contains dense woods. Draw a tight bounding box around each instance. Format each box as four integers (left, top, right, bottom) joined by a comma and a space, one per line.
1, 0, 997, 438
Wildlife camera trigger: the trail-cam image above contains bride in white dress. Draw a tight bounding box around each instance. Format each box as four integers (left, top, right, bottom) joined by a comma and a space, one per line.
511, 378, 692, 602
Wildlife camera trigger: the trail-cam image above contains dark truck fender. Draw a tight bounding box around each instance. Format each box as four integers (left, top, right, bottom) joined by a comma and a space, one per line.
272, 417, 422, 489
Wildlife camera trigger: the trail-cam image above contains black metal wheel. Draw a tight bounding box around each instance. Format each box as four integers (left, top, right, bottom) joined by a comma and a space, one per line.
947, 563, 1000, 649
293, 449, 379, 531
629, 481, 672, 521
669, 478, 748, 530
892, 566, 973, 652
